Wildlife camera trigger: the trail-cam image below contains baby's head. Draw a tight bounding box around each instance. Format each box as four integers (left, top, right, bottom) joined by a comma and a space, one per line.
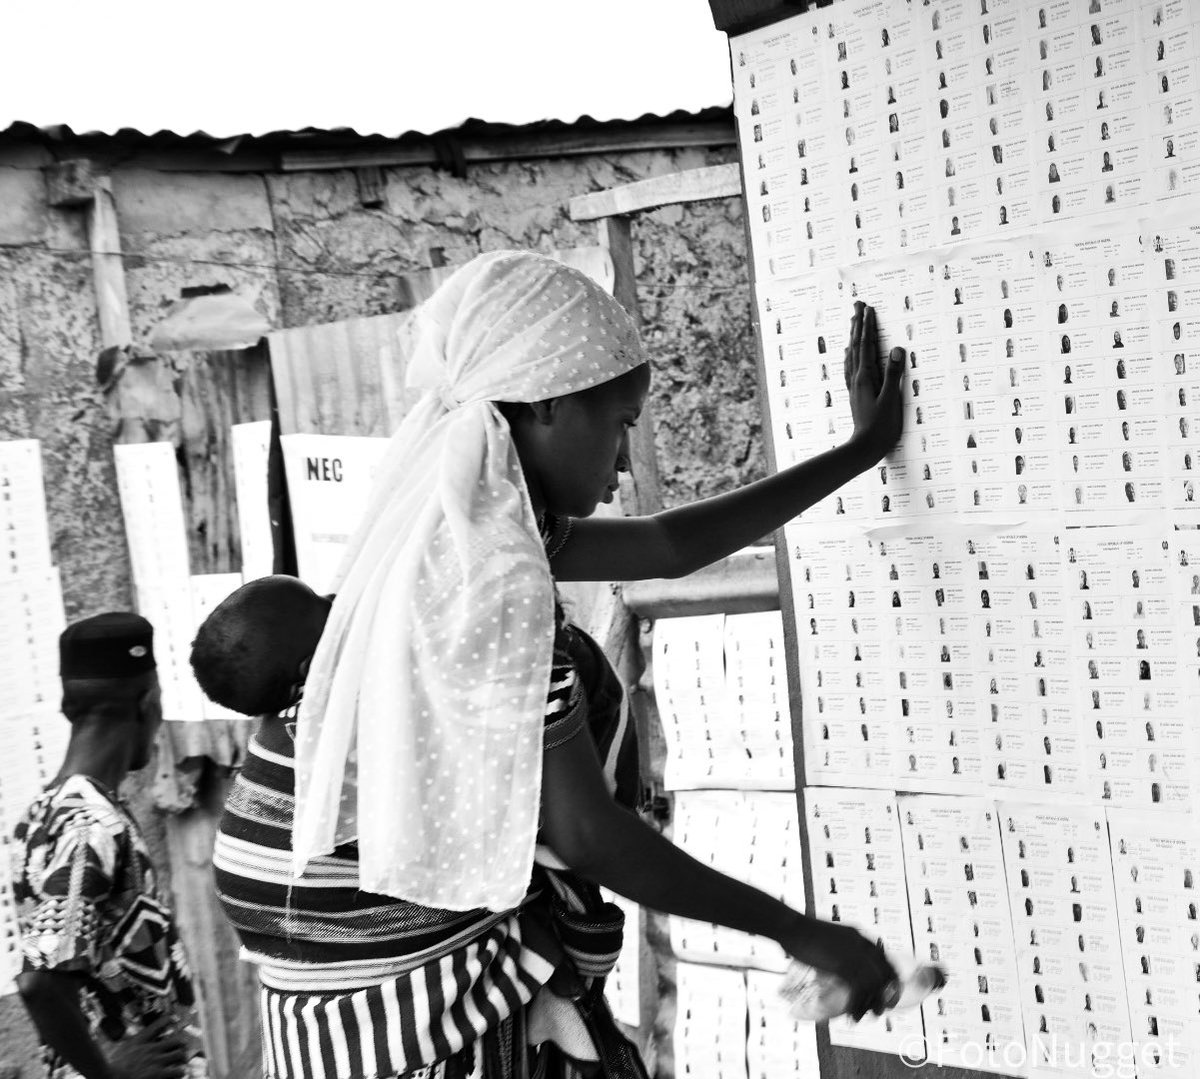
190, 575, 331, 716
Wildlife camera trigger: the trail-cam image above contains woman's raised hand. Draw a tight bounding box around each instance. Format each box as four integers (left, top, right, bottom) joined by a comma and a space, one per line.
844, 301, 906, 459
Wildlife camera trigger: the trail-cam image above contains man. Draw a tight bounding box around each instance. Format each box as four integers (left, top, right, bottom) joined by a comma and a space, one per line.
14, 613, 205, 1079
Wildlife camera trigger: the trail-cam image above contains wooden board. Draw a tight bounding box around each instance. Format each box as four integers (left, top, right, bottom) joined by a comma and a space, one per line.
570, 164, 742, 223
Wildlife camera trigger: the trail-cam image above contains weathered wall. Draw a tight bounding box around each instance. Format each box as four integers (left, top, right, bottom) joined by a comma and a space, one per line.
0, 137, 758, 1073
265, 147, 762, 505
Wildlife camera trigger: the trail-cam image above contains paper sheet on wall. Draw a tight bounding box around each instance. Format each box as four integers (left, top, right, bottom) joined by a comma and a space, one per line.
998, 803, 1133, 1078
113, 442, 191, 588
669, 791, 804, 972
0, 440, 53, 578
1065, 525, 1198, 811
231, 420, 274, 582
673, 962, 748, 1079
789, 518, 1200, 807
113, 444, 203, 718
0, 441, 66, 997
654, 612, 795, 791
0, 569, 65, 718
134, 581, 204, 723
280, 434, 390, 594
733, 0, 1200, 1075
802, 786, 923, 1055
734, 1, 1200, 287
723, 611, 795, 789
745, 969, 822, 1079
653, 615, 728, 790
0, 856, 19, 996
1172, 522, 1200, 709
1107, 809, 1200, 1076
189, 573, 245, 720
790, 521, 1086, 801
601, 887, 641, 1029
898, 794, 1026, 1073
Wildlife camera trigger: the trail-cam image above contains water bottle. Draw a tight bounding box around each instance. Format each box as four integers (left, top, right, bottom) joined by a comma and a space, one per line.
778, 954, 947, 1022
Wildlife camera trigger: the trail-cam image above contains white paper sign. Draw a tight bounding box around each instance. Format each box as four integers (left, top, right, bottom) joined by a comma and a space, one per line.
280, 434, 389, 594
231, 420, 274, 582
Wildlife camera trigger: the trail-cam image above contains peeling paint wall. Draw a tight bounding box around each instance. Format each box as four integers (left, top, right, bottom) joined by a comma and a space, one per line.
0, 137, 759, 1074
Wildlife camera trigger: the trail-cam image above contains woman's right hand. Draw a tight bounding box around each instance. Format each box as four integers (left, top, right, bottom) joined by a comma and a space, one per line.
845, 301, 906, 459
784, 918, 899, 1020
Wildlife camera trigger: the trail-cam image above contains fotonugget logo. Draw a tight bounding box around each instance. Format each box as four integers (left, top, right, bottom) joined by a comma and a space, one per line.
897, 1033, 1180, 1077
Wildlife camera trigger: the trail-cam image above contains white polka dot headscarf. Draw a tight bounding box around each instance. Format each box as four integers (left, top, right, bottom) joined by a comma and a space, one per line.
292, 250, 646, 911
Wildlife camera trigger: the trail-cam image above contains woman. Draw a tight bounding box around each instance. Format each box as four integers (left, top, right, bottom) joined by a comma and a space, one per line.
271, 252, 903, 1078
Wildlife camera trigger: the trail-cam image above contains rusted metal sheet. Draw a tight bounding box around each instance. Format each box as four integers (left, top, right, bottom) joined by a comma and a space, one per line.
269, 311, 417, 437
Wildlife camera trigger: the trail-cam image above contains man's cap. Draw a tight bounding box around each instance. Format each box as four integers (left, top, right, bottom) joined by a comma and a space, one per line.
60, 612, 156, 679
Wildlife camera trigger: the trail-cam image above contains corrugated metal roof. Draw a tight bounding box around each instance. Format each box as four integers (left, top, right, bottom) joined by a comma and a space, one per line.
0, 109, 738, 171
0, 2, 733, 142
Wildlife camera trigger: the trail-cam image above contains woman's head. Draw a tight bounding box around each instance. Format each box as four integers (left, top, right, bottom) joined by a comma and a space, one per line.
407, 250, 650, 517
500, 361, 650, 518
407, 250, 645, 414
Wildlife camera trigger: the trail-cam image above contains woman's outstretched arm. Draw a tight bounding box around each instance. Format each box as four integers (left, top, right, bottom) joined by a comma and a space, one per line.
552, 302, 905, 583
539, 724, 897, 1018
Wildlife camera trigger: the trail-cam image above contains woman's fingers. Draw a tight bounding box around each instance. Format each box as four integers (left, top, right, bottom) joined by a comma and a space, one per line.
882, 346, 906, 399
861, 306, 880, 391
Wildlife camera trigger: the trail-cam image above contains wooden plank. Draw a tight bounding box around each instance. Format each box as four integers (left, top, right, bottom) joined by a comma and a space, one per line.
589, 216, 671, 1062
163, 780, 263, 1079
87, 178, 132, 349
179, 344, 274, 575
569, 164, 742, 222
598, 217, 664, 518
622, 547, 779, 619
278, 120, 737, 173
169, 341, 274, 768
395, 265, 454, 309
45, 158, 100, 208
354, 165, 386, 208
155, 342, 274, 1078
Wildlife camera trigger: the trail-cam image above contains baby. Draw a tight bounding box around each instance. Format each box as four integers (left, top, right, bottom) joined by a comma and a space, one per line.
191, 574, 640, 807
190, 575, 332, 716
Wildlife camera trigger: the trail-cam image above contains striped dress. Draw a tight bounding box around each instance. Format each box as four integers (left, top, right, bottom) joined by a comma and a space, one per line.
213, 606, 622, 1079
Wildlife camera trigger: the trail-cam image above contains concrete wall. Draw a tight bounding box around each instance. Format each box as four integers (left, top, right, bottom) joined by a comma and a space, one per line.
0, 137, 759, 1073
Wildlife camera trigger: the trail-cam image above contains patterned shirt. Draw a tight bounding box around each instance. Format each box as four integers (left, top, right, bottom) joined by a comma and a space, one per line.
13, 774, 206, 1079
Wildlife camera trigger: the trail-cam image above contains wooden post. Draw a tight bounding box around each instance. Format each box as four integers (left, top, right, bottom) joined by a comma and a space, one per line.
87, 178, 132, 350
597, 215, 664, 516
88, 179, 264, 1078
591, 215, 672, 1059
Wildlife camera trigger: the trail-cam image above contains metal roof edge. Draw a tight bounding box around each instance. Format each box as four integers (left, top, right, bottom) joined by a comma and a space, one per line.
0, 108, 736, 172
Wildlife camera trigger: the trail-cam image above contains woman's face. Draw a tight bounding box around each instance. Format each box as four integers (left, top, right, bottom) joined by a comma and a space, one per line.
513, 363, 650, 519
